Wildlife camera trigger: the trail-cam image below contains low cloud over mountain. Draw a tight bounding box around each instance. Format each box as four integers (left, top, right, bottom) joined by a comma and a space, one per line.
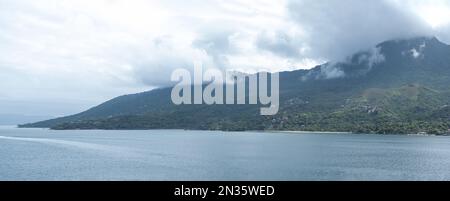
1, 0, 450, 116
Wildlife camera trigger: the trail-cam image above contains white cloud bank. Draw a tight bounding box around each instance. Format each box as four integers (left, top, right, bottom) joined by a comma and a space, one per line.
0, 0, 449, 116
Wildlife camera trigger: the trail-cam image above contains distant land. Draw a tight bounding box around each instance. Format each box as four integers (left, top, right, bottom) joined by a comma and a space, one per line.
20, 36, 450, 135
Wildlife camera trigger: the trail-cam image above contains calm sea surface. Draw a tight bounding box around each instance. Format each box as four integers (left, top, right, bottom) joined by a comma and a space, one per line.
1, 126, 450, 180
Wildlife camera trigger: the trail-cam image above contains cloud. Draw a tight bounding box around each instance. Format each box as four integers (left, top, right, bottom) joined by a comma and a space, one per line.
192, 29, 235, 69
358, 47, 386, 69
304, 46, 386, 80
129, 36, 215, 87
286, 0, 432, 61
436, 25, 450, 43
318, 64, 346, 79
256, 31, 303, 58
1, 0, 450, 116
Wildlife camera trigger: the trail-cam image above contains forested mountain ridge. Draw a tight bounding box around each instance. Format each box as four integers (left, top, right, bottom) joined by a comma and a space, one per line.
20, 36, 450, 134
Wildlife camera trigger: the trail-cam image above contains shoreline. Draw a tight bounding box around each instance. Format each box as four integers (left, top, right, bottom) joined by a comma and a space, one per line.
264, 130, 444, 136
10, 126, 447, 136
264, 130, 353, 134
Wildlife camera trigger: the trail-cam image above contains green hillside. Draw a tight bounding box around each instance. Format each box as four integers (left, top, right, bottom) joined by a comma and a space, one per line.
20, 36, 450, 134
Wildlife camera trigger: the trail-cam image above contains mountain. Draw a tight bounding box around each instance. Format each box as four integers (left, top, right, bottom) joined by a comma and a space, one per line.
20, 36, 450, 134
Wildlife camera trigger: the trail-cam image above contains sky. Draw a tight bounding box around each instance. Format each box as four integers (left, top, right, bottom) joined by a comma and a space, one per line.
1, 0, 450, 118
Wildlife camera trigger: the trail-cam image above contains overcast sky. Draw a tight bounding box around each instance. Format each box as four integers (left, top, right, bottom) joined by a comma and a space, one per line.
1, 0, 450, 117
